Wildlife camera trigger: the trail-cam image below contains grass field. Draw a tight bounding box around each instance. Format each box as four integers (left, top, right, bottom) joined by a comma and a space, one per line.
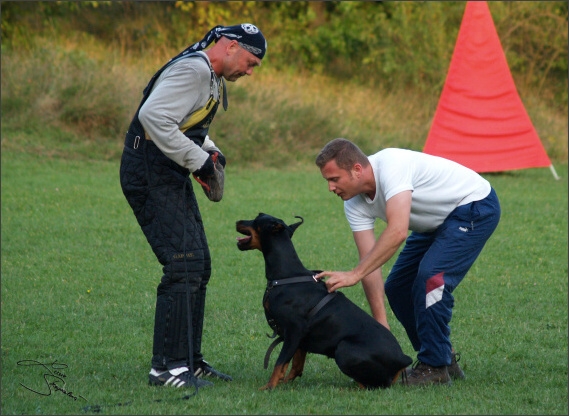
1, 150, 567, 415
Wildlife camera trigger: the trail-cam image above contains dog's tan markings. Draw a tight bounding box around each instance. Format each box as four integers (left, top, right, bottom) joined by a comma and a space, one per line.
261, 362, 290, 390
390, 368, 404, 386
249, 226, 262, 250
283, 349, 306, 382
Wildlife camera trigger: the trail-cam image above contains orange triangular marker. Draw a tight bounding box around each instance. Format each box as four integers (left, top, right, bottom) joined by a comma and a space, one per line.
423, 1, 557, 178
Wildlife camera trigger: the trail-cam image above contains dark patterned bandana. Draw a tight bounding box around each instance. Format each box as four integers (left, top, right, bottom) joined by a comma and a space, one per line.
190, 23, 267, 59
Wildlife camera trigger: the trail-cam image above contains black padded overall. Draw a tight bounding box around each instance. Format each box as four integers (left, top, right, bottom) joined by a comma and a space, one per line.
119, 50, 223, 370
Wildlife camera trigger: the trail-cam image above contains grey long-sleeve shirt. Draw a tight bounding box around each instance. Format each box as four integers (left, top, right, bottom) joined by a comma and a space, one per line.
138, 51, 222, 172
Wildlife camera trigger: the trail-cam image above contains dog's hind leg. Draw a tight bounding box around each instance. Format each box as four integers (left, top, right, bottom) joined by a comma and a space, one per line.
334, 341, 388, 389
284, 349, 307, 383
390, 368, 405, 386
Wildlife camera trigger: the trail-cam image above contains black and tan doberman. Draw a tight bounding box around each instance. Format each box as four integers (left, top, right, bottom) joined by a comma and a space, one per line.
236, 213, 412, 390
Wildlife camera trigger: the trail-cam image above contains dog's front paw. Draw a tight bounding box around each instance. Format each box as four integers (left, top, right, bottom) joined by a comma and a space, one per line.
259, 382, 277, 391
283, 370, 302, 383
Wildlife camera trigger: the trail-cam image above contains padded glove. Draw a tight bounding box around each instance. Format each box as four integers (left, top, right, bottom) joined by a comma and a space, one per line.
192, 152, 224, 202
193, 155, 215, 178
209, 150, 226, 168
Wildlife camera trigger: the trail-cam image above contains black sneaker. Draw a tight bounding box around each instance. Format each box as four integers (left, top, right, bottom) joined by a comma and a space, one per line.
149, 369, 213, 388
448, 351, 465, 380
402, 361, 451, 386
194, 360, 233, 381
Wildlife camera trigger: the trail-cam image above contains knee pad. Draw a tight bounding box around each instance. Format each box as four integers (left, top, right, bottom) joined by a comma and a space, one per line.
162, 248, 210, 285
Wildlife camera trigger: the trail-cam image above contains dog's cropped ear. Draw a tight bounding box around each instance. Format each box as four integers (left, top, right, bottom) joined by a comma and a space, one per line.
288, 216, 304, 236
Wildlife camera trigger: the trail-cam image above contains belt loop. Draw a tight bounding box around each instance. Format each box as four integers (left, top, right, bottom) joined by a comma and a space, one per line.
134, 135, 140, 149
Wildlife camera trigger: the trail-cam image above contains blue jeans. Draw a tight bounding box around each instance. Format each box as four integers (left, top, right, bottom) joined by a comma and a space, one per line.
384, 188, 500, 367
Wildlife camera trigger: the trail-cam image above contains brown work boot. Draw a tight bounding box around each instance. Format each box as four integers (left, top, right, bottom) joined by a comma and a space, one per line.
402, 361, 452, 386
448, 351, 465, 380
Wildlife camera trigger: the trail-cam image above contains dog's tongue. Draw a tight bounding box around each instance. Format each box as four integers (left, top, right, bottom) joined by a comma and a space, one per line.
236, 236, 251, 244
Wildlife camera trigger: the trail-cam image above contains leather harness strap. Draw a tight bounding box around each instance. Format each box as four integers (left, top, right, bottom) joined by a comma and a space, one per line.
307, 292, 337, 319
263, 336, 284, 369
263, 276, 338, 369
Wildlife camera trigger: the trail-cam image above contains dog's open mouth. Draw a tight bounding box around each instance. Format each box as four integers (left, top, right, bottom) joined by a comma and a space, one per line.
235, 223, 253, 250
236, 235, 251, 245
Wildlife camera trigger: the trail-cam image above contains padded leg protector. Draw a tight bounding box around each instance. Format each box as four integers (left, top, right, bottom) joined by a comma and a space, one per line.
151, 282, 198, 371
192, 287, 207, 363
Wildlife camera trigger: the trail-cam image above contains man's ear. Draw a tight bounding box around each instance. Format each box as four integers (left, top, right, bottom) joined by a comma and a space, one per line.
352, 163, 363, 179
226, 39, 240, 56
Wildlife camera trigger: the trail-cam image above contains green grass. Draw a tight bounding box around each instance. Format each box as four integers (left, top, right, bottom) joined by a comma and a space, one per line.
1, 150, 567, 415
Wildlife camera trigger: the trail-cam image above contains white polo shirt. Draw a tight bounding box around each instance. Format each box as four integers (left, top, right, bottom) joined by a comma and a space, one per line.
344, 148, 491, 233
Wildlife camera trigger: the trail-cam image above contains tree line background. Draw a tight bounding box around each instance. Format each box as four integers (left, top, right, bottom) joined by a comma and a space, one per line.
1, 1, 567, 166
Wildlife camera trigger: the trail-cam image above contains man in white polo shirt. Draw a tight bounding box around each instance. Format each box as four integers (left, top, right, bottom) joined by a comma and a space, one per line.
315, 138, 501, 386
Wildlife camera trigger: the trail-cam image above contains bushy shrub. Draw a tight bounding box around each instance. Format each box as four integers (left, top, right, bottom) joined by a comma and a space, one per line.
1, 2, 566, 164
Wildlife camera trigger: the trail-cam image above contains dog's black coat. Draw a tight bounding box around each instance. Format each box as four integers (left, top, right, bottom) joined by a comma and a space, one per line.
236, 213, 412, 390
